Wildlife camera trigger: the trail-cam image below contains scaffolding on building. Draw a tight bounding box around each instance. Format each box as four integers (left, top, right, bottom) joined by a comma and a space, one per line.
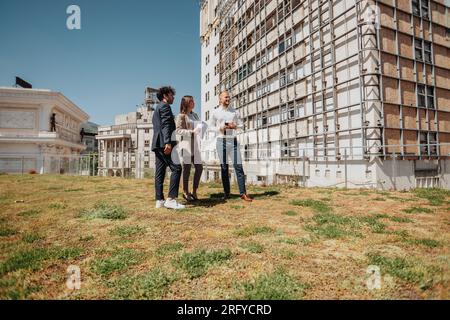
211, 0, 449, 165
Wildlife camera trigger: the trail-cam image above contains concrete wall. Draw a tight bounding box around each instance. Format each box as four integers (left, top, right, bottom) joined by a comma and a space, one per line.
374, 158, 450, 190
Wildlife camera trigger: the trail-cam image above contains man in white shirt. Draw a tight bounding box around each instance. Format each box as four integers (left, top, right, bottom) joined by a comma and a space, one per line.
209, 91, 253, 202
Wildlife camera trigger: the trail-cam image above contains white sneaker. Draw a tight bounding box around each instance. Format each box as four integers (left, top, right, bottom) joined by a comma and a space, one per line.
163, 199, 185, 210
155, 200, 165, 209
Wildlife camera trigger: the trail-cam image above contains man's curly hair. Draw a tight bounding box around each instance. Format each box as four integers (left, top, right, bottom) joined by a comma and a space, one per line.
157, 86, 176, 101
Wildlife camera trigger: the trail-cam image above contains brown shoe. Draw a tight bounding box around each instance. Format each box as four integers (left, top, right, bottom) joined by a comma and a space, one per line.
240, 194, 253, 202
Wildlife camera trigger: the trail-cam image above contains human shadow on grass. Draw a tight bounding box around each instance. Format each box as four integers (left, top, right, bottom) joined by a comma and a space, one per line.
181, 190, 280, 209
208, 190, 280, 201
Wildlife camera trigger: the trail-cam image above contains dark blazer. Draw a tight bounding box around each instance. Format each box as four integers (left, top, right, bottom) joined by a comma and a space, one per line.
151, 103, 177, 151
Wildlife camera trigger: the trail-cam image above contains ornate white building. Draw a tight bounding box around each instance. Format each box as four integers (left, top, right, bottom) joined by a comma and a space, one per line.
96, 87, 157, 178
0, 87, 89, 174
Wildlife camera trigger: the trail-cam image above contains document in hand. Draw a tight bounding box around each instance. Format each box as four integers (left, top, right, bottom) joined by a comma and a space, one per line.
195, 121, 208, 139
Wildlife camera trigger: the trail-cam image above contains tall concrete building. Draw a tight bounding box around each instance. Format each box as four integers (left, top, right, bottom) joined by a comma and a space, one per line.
200, 0, 450, 189
96, 87, 158, 178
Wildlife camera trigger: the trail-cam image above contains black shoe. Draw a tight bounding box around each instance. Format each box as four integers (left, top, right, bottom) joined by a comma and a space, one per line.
183, 193, 194, 202
222, 193, 230, 201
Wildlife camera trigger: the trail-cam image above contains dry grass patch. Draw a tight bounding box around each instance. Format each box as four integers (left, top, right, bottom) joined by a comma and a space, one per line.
0, 174, 448, 299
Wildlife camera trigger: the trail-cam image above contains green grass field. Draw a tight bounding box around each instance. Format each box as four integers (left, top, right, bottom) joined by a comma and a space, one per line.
0, 174, 449, 299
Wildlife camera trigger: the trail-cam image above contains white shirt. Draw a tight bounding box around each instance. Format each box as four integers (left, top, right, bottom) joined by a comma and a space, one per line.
208, 105, 244, 138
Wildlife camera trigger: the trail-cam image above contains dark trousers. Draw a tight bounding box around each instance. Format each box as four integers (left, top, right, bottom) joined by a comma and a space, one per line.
216, 137, 246, 196
154, 148, 182, 201
183, 162, 203, 193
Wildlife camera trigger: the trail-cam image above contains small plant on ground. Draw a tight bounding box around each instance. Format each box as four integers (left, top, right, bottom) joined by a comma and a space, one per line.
18, 209, 41, 217
290, 199, 331, 214
109, 268, 177, 299
240, 241, 264, 253
282, 211, 298, 216
174, 248, 232, 278
239, 269, 307, 300
0, 227, 18, 237
304, 213, 359, 239
366, 252, 425, 284
234, 226, 274, 237
155, 242, 184, 257
110, 226, 145, 237
402, 207, 433, 214
22, 233, 43, 243
413, 188, 450, 206
92, 248, 143, 276
81, 201, 128, 220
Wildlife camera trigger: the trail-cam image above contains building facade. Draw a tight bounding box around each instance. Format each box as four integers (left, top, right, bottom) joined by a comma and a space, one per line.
81, 121, 99, 154
96, 87, 158, 178
200, 0, 450, 189
0, 87, 89, 174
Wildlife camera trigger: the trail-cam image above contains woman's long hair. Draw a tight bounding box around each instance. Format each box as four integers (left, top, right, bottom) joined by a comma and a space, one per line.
180, 95, 194, 114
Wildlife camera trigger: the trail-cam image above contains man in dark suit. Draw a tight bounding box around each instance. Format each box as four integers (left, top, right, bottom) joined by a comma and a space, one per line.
152, 86, 184, 210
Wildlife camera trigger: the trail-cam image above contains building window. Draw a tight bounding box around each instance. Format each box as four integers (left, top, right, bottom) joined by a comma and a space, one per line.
417, 84, 434, 109
237, 16, 246, 31
281, 105, 288, 121
144, 161, 149, 168
238, 38, 247, 54
424, 41, 432, 63
144, 140, 150, 147
237, 60, 253, 82
418, 85, 426, 106
144, 128, 149, 133
262, 114, 267, 126
205, 111, 210, 121
414, 38, 423, 61
144, 150, 149, 156
429, 132, 437, 155
412, 0, 429, 19
278, 41, 285, 54
282, 142, 289, 157
288, 103, 295, 119
415, 38, 432, 63
286, 36, 292, 49
420, 132, 437, 155
412, 0, 420, 15
279, 71, 286, 87
421, 0, 429, 19
205, 91, 210, 102
426, 86, 434, 109
287, 67, 295, 83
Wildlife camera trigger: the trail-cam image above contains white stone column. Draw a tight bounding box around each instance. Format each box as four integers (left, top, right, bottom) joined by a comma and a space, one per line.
121, 139, 124, 172
39, 104, 52, 131
114, 139, 117, 168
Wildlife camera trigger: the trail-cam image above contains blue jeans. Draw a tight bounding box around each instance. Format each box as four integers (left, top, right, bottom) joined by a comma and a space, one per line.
216, 137, 246, 196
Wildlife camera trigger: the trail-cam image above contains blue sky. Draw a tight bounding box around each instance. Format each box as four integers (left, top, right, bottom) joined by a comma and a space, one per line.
0, 0, 201, 126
